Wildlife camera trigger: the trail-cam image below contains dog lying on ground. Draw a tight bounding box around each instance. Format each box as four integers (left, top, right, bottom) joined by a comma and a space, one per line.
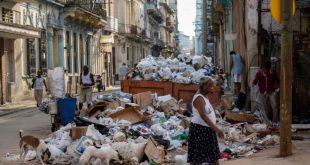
79, 140, 121, 165
19, 130, 50, 165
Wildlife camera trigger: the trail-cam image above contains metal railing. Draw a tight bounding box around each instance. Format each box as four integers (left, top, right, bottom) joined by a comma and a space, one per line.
64, 0, 107, 20
106, 16, 119, 32
0, 8, 21, 24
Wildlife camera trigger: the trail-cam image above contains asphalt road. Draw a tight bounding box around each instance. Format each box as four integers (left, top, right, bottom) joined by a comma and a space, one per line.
0, 108, 51, 157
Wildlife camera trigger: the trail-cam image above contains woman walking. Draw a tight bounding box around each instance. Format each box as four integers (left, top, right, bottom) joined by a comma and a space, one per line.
188, 77, 224, 165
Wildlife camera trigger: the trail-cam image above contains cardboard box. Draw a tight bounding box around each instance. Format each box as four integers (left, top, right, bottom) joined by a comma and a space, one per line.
133, 91, 155, 107
144, 137, 165, 164
70, 126, 87, 141
109, 107, 144, 124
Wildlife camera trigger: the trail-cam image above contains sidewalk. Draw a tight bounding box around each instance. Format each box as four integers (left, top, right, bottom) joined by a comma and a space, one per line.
0, 85, 121, 117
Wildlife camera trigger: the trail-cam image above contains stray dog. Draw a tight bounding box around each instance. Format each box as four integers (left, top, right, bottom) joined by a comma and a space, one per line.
79, 142, 121, 165
19, 130, 50, 165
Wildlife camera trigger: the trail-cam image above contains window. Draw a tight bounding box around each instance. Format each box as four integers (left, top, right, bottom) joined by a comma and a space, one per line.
86, 35, 90, 66
26, 39, 36, 75
73, 33, 78, 73
39, 30, 47, 75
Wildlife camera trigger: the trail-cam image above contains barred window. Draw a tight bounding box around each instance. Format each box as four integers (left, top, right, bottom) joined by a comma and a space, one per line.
66, 31, 72, 73
26, 30, 47, 76
26, 38, 36, 76
39, 30, 47, 75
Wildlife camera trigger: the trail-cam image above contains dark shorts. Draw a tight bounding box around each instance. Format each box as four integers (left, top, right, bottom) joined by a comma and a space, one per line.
187, 122, 220, 164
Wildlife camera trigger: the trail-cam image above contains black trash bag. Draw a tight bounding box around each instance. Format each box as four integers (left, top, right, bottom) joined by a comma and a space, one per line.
152, 135, 170, 149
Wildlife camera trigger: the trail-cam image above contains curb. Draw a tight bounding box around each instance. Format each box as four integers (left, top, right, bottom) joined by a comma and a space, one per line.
0, 107, 35, 117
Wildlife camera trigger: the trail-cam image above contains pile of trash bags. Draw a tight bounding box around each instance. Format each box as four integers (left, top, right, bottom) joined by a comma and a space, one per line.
129, 55, 216, 84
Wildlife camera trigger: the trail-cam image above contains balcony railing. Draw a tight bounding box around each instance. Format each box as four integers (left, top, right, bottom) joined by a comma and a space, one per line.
64, 0, 107, 20
118, 23, 130, 33
1, 8, 21, 24
106, 16, 118, 32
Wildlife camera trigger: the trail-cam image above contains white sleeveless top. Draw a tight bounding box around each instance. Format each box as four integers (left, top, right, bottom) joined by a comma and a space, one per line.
82, 72, 92, 85
35, 77, 44, 90
191, 93, 216, 127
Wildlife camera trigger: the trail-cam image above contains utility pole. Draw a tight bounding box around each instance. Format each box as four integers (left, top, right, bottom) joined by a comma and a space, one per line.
201, 0, 208, 56
257, 0, 262, 64
280, 0, 293, 157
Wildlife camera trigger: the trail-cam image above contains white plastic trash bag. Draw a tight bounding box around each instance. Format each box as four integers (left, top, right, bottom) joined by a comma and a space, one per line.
48, 67, 65, 98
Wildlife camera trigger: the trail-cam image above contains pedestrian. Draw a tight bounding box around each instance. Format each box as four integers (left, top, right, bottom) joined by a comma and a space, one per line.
229, 51, 245, 96
79, 65, 95, 110
32, 70, 48, 107
252, 61, 279, 125
187, 77, 224, 165
119, 63, 128, 81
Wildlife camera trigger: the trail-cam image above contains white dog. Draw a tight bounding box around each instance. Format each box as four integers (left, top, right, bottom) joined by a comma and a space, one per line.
79, 141, 120, 165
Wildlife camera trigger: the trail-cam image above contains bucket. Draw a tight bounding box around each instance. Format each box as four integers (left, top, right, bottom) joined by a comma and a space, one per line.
57, 98, 77, 125
48, 102, 58, 115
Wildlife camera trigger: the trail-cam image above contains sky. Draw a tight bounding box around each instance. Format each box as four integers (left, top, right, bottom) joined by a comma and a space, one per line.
177, 0, 196, 37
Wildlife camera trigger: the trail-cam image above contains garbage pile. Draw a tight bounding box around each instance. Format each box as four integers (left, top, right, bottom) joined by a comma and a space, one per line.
4, 91, 281, 165
128, 55, 217, 84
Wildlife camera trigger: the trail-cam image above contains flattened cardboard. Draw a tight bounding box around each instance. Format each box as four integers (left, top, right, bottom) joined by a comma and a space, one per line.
109, 107, 144, 124
144, 137, 165, 164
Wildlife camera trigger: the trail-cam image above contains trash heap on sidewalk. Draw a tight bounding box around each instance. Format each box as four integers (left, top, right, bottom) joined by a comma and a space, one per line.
128, 55, 221, 84
4, 89, 282, 165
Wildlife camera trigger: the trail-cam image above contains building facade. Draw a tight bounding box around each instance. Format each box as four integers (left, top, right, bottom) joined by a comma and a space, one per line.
159, 0, 177, 57
60, 0, 107, 93
0, 0, 107, 103
195, 0, 212, 56
0, 0, 60, 103
178, 31, 192, 54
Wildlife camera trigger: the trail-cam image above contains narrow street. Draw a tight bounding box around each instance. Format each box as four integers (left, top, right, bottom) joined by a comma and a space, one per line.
0, 108, 50, 156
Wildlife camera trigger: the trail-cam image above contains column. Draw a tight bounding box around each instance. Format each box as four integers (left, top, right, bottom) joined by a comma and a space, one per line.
58, 30, 64, 68
47, 29, 54, 69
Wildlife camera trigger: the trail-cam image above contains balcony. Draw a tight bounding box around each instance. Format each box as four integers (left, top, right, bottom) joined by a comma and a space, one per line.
105, 16, 118, 33
0, 8, 40, 39
160, 0, 174, 14
130, 25, 138, 35
146, 2, 163, 23
62, 0, 107, 28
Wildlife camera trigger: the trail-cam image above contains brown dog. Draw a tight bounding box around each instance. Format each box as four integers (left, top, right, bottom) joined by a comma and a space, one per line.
19, 130, 50, 165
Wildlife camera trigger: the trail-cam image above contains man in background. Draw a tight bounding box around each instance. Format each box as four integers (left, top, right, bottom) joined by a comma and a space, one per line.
119, 63, 128, 81
230, 51, 245, 96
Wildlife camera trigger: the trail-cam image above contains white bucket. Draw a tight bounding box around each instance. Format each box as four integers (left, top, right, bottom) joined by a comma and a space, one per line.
48, 102, 58, 115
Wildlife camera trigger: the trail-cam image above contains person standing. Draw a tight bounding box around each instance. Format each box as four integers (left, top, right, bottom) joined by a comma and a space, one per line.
119, 63, 128, 81
79, 65, 95, 110
187, 77, 224, 165
252, 61, 279, 125
230, 51, 245, 96
32, 71, 47, 107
